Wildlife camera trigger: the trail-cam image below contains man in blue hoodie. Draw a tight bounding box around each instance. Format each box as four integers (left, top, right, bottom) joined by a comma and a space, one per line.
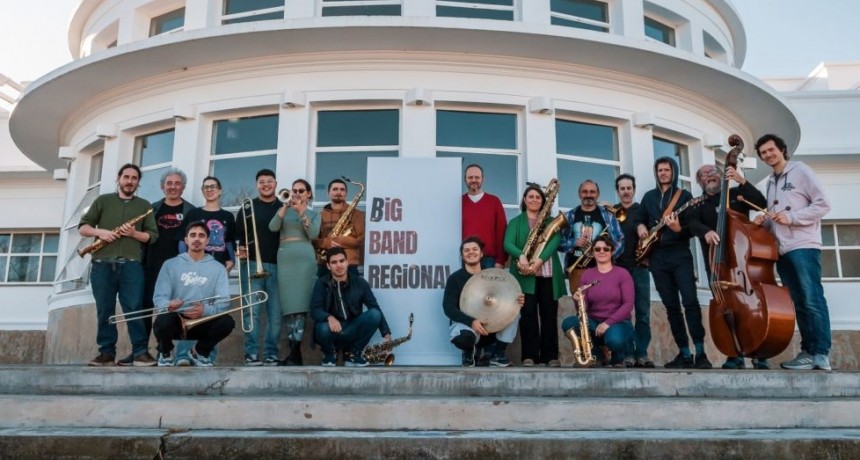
636, 157, 711, 369
153, 221, 234, 367
753, 134, 832, 371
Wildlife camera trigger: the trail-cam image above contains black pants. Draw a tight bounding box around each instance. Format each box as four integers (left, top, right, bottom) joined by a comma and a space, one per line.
649, 246, 705, 349
153, 312, 234, 357
519, 276, 559, 363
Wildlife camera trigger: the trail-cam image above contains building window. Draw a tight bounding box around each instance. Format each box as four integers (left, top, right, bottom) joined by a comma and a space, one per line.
134, 129, 175, 203
150, 8, 185, 36
88, 152, 104, 189
437, 0, 515, 21
211, 114, 279, 206
644, 16, 675, 46
436, 109, 519, 210
222, 0, 285, 25
704, 31, 727, 63
822, 222, 860, 280
555, 118, 618, 209
0, 232, 59, 284
652, 136, 691, 191
314, 109, 400, 203
322, 0, 402, 17
550, 0, 609, 32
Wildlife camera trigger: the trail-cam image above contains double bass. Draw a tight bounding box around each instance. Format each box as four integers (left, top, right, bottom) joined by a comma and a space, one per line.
707, 134, 795, 359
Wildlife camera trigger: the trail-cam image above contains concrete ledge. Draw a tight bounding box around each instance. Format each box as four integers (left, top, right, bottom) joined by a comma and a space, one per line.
0, 331, 44, 364
1, 428, 859, 459
2, 395, 859, 431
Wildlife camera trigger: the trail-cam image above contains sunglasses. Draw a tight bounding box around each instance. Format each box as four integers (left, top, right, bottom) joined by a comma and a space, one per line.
292, 189, 307, 194
593, 246, 612, 253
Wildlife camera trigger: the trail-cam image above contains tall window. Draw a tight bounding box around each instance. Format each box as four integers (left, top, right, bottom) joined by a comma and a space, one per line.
134, 129, 175, 202
652, 136, 691, 191
150, 8, 185, 36
314, 109, 400, 203
211, 114, 279, 206
88, 152, 103, 190
322, 0, 401, 16
822, 222, 860, 280
437, 0, 515, 21
550, 0, 609, 32
436, 109, 519, 211
222, 0, 285, 24
644, 16, 675, 46
555, 118, 619, 209
0, 232, 59, 284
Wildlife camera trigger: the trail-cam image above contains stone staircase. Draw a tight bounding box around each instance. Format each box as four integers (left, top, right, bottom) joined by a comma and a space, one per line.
0, 366, 858, 458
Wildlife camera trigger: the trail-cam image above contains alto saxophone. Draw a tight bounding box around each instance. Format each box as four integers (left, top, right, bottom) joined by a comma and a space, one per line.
566, 280, 600, 367
362, 313, 413, 366
520, 179, 567, 273
316, 176, 365, 264
77, 209, 153, 257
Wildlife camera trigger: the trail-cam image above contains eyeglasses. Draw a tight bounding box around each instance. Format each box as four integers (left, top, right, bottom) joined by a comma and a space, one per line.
593, 246, 612, 253
292, 189, 307, 194
201, 184, 220, 191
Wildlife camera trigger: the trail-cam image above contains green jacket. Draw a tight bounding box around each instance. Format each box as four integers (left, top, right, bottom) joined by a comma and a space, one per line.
503, 212, 566, 300
79, 193, 158, 261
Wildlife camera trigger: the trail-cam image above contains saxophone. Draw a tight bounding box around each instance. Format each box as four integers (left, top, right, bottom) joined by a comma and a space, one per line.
77, 208, 153, 257
316, 176, 365, 264
566, 280, 600, 367
520, 179, 567, 273
362, 313, 414, 366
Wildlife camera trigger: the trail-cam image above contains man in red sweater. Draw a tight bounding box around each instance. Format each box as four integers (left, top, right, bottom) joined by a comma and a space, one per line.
461, 164, 508, 269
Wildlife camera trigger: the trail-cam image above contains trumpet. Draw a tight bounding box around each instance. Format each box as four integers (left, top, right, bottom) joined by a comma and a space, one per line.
600, 202, 627, 223
566, 280, 600, 367
239, 198, 270, 279
277, 188, 291, 204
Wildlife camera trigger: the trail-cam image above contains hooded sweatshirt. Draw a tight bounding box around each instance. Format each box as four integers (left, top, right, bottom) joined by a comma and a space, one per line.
636, 157, 695, 249
763, 160, 831, 255
153, 252, 230, 317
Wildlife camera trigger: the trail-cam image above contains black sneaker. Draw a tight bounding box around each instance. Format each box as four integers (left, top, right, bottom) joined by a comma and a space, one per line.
721, 356, 746, 369
88, 352, 116, 367
476, 353, 491, 367
490, 354, 511, 368
116, 353, 134, 366
752, 358, 770, 370
461, 347, 475, 367
695, 353, 713, 369
664, 353, 694, 369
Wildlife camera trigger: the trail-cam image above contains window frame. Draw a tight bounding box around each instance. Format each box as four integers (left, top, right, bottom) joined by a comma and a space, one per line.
644, 15, 676, 47
321, 0, 403, 17
0, 231, 60, 285
133, 128, 177, 203
437, 1, 517, 21
554, 115, 621, 211
221, 0, 286, 25
550, 0, 610, 33
209, 113, 280, 209
821, 221, 860, 281
149, 7, 186, 37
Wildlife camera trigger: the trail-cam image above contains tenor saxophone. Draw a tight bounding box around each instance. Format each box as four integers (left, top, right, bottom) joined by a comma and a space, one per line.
566, 280, 600, 367
317, 176, 365, 264
77, 209, 153, 257
362, 313, 413, 366
520, 179, 567, 271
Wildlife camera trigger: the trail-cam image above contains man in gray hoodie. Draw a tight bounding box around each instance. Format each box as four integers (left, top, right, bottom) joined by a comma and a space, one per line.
153, 221, 234, 367
753, 134, 833, 371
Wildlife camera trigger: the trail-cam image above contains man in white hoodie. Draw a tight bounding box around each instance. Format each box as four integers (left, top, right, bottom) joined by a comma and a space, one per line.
153, 221, 233, 367
753, 134, 833, 371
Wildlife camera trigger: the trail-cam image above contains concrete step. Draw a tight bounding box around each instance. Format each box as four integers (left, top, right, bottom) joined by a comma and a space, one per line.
2, 428, 859, 459
0, 365, 856, 398
2, 394, 859, 431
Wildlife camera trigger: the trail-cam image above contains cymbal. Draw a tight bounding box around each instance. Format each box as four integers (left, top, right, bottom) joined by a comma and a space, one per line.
460, 268, 522, 333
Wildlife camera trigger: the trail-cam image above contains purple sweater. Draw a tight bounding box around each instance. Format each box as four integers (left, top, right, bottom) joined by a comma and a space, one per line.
580, 266, 634, 326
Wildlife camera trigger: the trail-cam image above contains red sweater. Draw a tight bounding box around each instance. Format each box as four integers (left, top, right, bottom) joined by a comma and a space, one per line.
462, 193, 508, 265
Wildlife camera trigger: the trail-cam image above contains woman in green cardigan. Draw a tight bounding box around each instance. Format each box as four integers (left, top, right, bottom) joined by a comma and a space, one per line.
504, 184, 567, 367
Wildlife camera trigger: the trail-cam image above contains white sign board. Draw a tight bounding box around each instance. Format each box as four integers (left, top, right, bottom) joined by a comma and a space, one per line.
364, 158, 461, 365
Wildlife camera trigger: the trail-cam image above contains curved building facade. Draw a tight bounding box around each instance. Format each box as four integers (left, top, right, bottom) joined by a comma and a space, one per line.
11, 0, 808, 363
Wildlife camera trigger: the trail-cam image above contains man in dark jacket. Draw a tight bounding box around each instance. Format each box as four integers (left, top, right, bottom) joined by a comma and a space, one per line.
636, 157, 710, 369
310, 247, 391, 366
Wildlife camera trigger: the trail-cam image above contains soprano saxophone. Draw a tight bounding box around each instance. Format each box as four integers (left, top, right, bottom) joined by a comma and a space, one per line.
520, 179, 568, 272
316, 176, 365, 264
362, 313, 413, 366
566, 280, 600, 366
77, 209, 153, 257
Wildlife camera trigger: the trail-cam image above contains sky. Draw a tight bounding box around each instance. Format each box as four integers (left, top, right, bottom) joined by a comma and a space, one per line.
1, 1, 860, 83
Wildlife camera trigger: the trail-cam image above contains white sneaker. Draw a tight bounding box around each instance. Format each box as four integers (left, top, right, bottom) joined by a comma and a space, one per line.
191, 352, 213, 367
157, 352, 174, 367
813, 354, 832, 371
175, 350, 192, 367
781, 352, 813, 370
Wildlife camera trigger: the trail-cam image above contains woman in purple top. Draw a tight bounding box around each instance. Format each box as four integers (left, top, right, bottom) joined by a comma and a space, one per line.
561, 234, 634, 367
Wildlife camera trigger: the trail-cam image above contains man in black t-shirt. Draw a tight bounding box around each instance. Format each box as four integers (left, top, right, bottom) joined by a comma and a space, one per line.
180, 176, 236, 272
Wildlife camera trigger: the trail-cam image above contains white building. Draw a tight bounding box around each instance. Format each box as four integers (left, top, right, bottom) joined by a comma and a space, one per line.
4, 0, 858, 365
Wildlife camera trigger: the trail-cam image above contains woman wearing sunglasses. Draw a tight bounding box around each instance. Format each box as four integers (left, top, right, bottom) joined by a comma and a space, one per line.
270, 178, 321, 365
561, 233, 634, 367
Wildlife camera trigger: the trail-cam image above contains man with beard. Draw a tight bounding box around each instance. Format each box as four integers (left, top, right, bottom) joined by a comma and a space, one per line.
687, 164, 767, 369
236, 169, 283, 366
143, 168, 194, 344
79, 163, 159, 366
314, 178, 365, 278
181, 176, 236, 272
461, 164, 508, 269
559, 180, 624, 294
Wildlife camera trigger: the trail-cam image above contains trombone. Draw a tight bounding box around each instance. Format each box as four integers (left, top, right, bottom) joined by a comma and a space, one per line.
236, 238, 255, 333
109, 295, 222, 324
238, 198, 270, 279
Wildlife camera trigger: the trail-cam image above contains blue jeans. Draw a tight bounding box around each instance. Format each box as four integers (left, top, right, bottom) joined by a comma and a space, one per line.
649, 246, 705, 349
626, 266, 652, 359
240, 261, 282, 359
91, 260, 148, 357
314, 309, 383, 354
562, 315, 633, 364
777, 248, 831, 356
